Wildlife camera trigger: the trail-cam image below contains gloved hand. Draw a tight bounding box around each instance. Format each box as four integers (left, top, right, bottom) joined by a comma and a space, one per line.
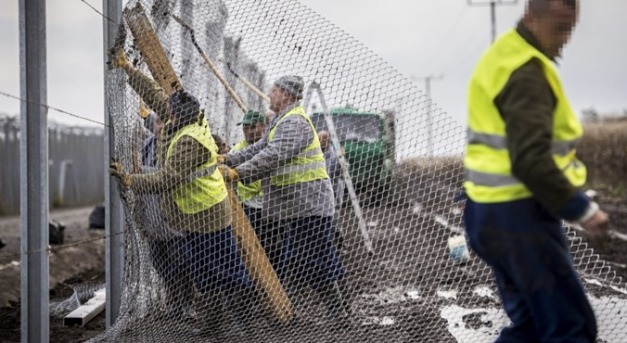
109, 161, 132, 189
139, 101, 151, 119
110, 49, 131, 70
218, 165, 239, 182
217, 154, 226, 164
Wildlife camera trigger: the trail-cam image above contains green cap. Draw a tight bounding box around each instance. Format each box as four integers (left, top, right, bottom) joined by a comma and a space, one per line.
237, 110, 265, 125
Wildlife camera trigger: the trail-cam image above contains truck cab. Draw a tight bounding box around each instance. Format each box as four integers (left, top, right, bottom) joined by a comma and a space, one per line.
310, 106, 395, 201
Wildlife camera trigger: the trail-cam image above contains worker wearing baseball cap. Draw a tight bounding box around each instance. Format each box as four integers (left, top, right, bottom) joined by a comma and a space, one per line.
222, 75, 349, 318
231, 110, 274, 263
109, 50, 253, 336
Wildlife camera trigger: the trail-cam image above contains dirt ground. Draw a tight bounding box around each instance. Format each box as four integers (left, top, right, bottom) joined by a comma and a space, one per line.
0, 188, 626, 342
0, 207, 105, 307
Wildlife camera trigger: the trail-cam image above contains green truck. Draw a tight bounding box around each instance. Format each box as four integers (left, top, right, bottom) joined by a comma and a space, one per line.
310, 106, 396, 203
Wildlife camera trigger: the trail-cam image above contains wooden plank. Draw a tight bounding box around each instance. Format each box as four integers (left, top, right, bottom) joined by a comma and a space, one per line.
227, 184, 293, 322
124, 2, 181, 93
63, 288, 106, 327
123, 3, 292, 321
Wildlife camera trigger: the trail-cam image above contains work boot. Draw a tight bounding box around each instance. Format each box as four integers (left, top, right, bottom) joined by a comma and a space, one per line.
223, 287, 257, 338
192, 293, 225, 338
159, 274, 195, 321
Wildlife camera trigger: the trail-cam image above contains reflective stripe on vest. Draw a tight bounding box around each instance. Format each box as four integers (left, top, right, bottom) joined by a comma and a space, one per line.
267, 105, 329, 186
231, 140, 263, 202
464, 29, 586, 203
467, 129, 582, 157
166, 118, 227, 214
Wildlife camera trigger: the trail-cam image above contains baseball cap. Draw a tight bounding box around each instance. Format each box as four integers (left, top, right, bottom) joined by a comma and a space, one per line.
237, 110, 265, 125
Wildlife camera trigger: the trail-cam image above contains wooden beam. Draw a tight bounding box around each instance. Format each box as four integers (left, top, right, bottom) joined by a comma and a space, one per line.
124, 2, 181, 94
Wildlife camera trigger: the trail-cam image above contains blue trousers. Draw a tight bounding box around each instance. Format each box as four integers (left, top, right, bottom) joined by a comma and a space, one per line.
177, 227, 252, 294
277, 216, 346, 290
148, 238, 185, 285
464, 198, 597, 343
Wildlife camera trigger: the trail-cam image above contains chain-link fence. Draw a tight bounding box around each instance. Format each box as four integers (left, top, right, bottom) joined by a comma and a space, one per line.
88, 0, 627, 342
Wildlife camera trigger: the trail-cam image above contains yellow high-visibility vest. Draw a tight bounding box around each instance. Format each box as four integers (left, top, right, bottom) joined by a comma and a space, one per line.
231, 140, 263, 202
267, 105, 329, 186
464, 29, 586, 203
166, 118, 227, 214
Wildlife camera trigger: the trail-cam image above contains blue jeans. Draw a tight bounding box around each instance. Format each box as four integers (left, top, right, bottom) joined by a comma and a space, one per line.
464, 198, 597, 343
177, 227, 252, 293
277, 216, 346, 290
148, 238, 185, 285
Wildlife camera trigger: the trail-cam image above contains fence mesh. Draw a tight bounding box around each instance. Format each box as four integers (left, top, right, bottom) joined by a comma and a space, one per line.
94, 0, 627, 342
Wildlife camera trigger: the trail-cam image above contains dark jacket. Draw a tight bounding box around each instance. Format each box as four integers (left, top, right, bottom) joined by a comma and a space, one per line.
494, 21, 590, 220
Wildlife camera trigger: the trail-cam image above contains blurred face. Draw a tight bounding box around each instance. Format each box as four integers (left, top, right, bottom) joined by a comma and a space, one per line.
318, 131, 330, 151
269, 85, 294, 113
527, 0, 579, 58
544, 1, 578, 57
243, 122, 265, 144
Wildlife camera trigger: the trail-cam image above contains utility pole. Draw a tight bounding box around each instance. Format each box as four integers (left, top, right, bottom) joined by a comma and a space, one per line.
103, 0, 124, 328
468, 0, 518, 43
20, 0, 49, 341
412, 74, 443, 156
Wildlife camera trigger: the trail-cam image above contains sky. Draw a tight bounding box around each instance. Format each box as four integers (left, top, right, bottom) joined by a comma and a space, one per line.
0, 0, 626, 127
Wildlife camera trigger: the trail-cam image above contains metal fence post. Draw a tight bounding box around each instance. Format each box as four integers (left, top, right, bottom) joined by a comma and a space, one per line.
19, 0, 49, 342
103, 0, 124, 327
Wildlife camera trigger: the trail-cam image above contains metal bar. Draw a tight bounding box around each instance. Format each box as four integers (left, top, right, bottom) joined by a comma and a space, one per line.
490, 1, 496, 43
103, 0, 124, 328
63, 288, 106, 327
305, 82, 374, 254
19, 0, 49, 341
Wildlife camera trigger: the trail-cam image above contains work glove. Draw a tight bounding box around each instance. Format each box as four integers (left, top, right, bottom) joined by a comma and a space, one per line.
109, 161, 132, 189
139, 101, 151, 119
109, 49, 131, 70
218, 165, 239, 182
216, 154, 226, 164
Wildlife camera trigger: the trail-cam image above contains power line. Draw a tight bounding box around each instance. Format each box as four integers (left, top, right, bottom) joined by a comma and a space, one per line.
0, 90, 109, 127
468, 0, 518, 43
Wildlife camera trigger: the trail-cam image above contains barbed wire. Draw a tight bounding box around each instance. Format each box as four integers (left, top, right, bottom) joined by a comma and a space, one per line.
0, 230, 126, 260
0, 90, 110, 128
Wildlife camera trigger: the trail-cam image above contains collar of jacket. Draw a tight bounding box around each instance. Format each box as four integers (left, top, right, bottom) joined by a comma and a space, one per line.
269, 101, 300, 127
516, 21, 556, 63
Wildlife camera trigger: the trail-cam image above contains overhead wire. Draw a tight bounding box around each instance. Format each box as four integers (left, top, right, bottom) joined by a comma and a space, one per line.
0, 90, 109, 127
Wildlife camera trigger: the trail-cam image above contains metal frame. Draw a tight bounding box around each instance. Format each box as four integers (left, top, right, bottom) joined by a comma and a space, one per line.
103, 0, 125, 328
19, 0, 49, 341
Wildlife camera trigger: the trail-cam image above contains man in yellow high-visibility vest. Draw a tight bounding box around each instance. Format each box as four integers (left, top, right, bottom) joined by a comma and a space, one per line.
231, 110, 276, 263
222, 75, 349, 318
463, 1, 608, 341
109, 51, 253, 336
